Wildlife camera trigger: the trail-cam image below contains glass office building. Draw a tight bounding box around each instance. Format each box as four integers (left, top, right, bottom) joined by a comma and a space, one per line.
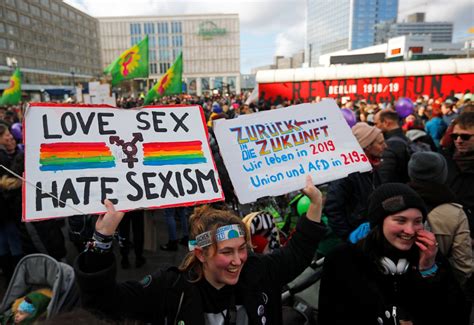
0, 0, 102, 99
306, 0, 398, 66
99, 14, 240, 95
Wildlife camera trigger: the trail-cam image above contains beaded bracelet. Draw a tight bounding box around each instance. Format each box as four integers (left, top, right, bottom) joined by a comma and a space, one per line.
419, 263, 438, 278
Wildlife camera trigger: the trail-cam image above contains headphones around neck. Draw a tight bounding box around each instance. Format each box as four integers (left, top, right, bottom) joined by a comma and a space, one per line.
379, 257, 410, 275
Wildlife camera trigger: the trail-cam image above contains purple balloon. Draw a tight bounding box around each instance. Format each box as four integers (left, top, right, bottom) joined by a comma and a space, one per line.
395, 97, 414, 118
11, 122, 22, 141
341, 108, 357, 128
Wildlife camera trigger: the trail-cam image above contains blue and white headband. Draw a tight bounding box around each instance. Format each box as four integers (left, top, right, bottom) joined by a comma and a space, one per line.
18, 300, 36, 315
189, 224, 245, 251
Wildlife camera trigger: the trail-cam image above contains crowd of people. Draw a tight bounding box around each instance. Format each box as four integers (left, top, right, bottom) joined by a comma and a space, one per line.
0, 89, 473, 324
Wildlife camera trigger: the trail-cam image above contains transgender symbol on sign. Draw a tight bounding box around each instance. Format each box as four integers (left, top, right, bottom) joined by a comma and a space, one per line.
109, 133, 144, 168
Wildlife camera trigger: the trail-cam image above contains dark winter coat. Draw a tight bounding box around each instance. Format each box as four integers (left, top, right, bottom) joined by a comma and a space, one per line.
444, 150, 474, 236
318, 243, 468, 325
75, 216, 326, 324
323, 170, 381, 240
378, 128, 411, 184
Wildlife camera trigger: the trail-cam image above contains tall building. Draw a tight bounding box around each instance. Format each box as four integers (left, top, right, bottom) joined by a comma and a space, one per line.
375, 13, 453, 44
306, 0, 398, 66
0, 0, 102, 100
98, 14, 240, 95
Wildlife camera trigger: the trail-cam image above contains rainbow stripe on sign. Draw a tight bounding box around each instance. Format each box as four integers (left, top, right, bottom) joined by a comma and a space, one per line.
143, 141, 207, 166
40, 142, 116, 171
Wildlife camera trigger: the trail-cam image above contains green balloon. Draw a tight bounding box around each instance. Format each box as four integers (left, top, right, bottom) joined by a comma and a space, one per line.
296, 196, 311, 216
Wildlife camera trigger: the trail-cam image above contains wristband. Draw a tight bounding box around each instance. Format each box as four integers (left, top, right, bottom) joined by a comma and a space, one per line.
93, 231, 113, 243
419, 263, 438, 277
84, 231, 113, 253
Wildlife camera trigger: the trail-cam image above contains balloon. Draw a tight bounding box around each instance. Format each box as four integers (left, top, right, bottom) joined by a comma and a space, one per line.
297, 195, 311, 217
11, 122, 22, 141
341, 108, 357, 128
395, 97, 414, 118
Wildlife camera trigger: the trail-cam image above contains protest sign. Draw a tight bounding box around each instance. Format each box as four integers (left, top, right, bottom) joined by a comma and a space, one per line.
23, 103, 223, 221
213, 99, 372, 204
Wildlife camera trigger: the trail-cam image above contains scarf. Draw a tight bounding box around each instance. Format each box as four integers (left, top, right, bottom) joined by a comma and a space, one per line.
453, 150, 474, 173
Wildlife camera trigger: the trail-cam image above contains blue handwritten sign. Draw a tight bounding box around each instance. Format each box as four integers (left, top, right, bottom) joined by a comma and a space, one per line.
213, 99, 372, 204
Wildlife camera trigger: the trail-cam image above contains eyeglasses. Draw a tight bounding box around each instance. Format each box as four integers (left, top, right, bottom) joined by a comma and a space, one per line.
450, 133, 474, 141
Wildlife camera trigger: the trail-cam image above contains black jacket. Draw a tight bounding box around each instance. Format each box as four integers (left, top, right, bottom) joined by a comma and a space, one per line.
323, 170, 381, 240
75, 216, 326, 324
444, 151, 474, 236
318, 243, 468, 325
379, 128, 410, 184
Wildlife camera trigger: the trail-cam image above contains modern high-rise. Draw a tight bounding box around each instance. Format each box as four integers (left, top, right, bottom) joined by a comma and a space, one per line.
306, 0, 398, 66
0, 0, 102, 100
375, 13, 453, 44
98, 14, 240, 95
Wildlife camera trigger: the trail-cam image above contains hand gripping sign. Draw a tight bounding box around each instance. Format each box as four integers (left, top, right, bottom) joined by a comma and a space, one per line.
213, 99, 372, 204
23, 103, 223, 221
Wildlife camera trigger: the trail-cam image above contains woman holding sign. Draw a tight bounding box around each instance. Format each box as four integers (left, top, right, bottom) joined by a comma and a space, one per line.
318, 183, 468, 325
75, 175, 325, 324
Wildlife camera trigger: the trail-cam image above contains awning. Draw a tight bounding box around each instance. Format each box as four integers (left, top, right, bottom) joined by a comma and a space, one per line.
43, 88, 72, 96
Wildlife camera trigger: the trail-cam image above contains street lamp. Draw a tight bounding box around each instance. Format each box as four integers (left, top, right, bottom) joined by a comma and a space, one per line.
70, 68, 76, 95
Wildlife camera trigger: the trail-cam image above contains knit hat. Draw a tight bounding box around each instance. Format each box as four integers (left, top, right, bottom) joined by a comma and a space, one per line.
408, 152, 448, 185
368, 183, 427, 228
405, 129, 426, 142
351, 122, 382, 148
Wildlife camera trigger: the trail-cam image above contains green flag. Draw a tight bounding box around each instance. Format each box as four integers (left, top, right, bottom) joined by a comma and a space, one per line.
0, 68, 21, 106
105, 36, 149, 86
144, 52, 182, 105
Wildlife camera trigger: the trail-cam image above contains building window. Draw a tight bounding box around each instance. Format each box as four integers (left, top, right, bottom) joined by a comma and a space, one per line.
31, 5, 41, 17
149, 36, 156, 48
157, 22, 168, 34
131, 36, 142, 45
18, 0, 29, 11
214, 77, 223, 90
150, 63, 157, 74
130, 23, 142, 35
20, 15, 31, 26
227, 77, 236, 92
51, 1, 59, 12
171, 21, 182, 33
42, 10, 51, 20
6, 10, 18, 22
172, 48, 181, 60
144, 22, 155, 34
0, 23, 4, 33
158, 36, 169, 47
149, 50, 156, 61
0, 38, 6, 49
159, 49, 169, 61
201, 77, 210, 90
172, 35, 183, 47
159, 62, 171, 73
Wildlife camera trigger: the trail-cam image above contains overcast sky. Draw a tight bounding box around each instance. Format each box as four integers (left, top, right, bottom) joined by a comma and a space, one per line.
65, 0, 474, 73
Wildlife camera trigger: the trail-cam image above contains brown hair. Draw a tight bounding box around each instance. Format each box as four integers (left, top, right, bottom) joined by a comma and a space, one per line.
457, 111, 474, 130
178, 205, 250, 282
378, 109, 400, 123
0, 123, 9, 136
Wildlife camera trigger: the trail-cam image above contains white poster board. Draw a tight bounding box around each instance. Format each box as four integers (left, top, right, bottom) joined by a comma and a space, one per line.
24, 104, 223, 221
213, 99, 372, 204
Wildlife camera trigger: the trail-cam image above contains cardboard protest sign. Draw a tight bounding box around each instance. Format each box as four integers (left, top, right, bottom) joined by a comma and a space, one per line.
213, 99, 372, 204
23, 103, 223, 221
